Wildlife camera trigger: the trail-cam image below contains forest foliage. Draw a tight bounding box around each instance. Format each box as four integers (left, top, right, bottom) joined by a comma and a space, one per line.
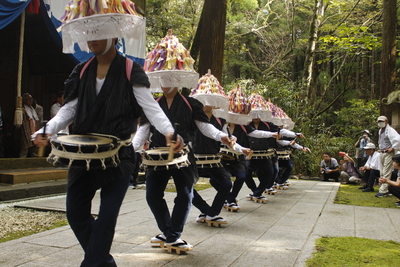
145, 0, 396, 176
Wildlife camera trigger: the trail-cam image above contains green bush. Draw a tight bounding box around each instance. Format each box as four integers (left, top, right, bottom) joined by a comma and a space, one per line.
292, 99, 380, 176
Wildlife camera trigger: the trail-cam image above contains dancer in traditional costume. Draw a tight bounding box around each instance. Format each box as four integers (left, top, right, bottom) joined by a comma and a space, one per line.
190, 71, 249, 224
275, 138, 311, 187
133, 32, 232, 252
245, 95, 301, 197
219, 87, 276, 207
34, 1, 181, 265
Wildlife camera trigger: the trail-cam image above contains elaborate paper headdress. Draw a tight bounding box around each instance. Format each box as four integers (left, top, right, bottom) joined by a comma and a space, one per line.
60, 0, 146, 56
270, 104, 295, 130
143, 29, 199, 92
223, 85, 251, 125
248, 93, 273, 121
190, 69, 229, 117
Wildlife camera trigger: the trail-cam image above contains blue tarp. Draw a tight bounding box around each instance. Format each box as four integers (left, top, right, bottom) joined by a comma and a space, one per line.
0, 0, 31, 30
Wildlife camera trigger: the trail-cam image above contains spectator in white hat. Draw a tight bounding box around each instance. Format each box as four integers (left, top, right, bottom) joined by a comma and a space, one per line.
358, 143, 381, 192
375, 115, 400, 197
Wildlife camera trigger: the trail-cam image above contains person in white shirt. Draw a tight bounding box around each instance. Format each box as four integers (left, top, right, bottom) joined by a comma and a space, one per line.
375, 115, 400, 197
50, 91, 64, 118
358, 142, 381, 192
50, 91, 69, 134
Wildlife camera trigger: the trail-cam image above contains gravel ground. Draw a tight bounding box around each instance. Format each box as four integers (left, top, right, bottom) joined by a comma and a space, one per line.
0, 197, 67, 240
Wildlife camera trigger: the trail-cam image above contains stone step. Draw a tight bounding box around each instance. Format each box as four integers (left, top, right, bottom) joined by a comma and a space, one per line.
0, 180, 67, 202
0, 158, 54, 170
0, 168, 68, 184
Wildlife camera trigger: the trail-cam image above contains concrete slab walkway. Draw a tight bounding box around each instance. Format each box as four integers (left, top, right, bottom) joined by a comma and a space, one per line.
1, 180, 400, 267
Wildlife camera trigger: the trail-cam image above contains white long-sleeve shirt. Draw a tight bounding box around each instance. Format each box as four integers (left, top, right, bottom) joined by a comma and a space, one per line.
364, 151, 381, 170
132, 120, 229, 152
277, 140, 303, 150
33, 83, 174, 138
378, 125, 400, 151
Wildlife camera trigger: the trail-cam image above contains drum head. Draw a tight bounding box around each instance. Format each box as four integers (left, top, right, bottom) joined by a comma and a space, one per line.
55, 135, 112, 146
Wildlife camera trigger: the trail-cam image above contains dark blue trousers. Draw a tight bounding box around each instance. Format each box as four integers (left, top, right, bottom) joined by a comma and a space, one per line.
277, 159, 294, 184
363, 169, 380, 187
66, 173, 130, 267
223, 156, 247, 203
246, 158, 274, 197
145, 168, 193, 243
192, 167, 232, 216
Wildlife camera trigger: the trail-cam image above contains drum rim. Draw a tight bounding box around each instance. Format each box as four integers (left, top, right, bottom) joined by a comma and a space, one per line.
50, 134, 118, 147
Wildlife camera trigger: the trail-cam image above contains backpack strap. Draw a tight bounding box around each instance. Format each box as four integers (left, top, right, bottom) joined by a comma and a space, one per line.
180, 94, 192, 111
261, 121, 270, 130
240, 124, 247, 134
155, 94, 192, 111
79, 57, 133, 81
125, 58, 133, 82
214, 116, 222, 127
79, 57, 95, 79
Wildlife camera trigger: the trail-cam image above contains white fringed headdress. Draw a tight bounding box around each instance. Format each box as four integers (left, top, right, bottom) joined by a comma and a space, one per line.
60, 0, 145, 58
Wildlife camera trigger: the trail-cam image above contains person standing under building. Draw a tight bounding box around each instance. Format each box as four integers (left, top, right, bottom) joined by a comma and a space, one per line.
19, 93, 39, 157
50, 91, 65, 118
50, 91, 69, 134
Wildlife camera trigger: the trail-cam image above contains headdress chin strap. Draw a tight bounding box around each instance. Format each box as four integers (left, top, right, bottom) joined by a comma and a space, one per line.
167, 87, 178, 93
102, 39, 113, 55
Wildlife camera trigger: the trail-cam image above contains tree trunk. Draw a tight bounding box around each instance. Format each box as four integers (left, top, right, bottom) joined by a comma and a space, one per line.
355, 55, 360, 93
371, 49, 377, 99
135, 0, 146, 13
190, 6, 204, 63
303, 0, 327, 107
380, 0, 397, 121
197, 0, 227, 81
362, 55, 369, 100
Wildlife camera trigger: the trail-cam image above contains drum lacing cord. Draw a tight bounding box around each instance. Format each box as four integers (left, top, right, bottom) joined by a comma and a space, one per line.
276, 149, 292, 160
141, 146, 190, 171
195, 154, 223, 168
50, 134, 131, 170
247, 149, 276, 159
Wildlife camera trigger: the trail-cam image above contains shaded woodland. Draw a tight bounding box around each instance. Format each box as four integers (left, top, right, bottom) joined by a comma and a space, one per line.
145, 0, 398, 175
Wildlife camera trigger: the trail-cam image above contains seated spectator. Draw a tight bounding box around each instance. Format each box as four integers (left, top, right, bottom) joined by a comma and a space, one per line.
379, 154, 400, 208
320, 152, 340, 182
339, 153, 361, 184
359, 143, 381, 192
